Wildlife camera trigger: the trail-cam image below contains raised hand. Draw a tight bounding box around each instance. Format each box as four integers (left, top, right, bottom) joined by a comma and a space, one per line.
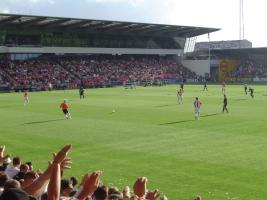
77, 171, 102, 200
146, 189, 160, 200
160, 195, 168, 200
60, 157, 72, 171
0, 145, 7, 163
52, 144, 72, 164
83, 171, 101, 194
133, 177, 147, 198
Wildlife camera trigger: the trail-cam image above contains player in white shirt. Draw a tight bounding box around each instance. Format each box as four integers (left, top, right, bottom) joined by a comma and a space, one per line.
193, 97, 202, 120
177, 88, 183, 104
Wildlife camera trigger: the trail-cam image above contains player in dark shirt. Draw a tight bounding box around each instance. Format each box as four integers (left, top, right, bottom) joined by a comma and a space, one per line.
203, 80, 208, 91
79, 87, 85, 99
222, 94, 229, 113
249, 87, 254, 98
244, 84, 248, 95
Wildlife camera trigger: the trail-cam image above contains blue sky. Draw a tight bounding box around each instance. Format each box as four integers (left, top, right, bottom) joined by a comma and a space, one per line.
0, 0, 266, 47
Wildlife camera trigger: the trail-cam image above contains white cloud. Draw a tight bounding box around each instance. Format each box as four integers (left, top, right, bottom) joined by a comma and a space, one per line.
28, 0, 43, 3
1, 8, 10, 14
48, 0, 55, 5
128, 0, 145, 7
89, 0, 144, 7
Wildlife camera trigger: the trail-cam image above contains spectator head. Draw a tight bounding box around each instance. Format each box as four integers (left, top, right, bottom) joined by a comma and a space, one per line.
0, 188, 36, 200
194, 195, 202, 200
69, 176, 78, 187
25, 162, 33, 171
60, 179, 73, 197
3, 156, 11, 165
13, 157, 21, 167
4, 179, 21, 190
93, 185, 108, 200
108, 187, 123, 200
0, 172, 9, 188
108, 186, 119, 195
108, 190, 123, 200
20, 164, 29, 173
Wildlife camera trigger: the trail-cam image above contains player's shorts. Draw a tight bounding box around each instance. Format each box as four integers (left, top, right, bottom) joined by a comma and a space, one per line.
195, 108, 200, 114
62, 109, 69, 114
24, 97, 29, 101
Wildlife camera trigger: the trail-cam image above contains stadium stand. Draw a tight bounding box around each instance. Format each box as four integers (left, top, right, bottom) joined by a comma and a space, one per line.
185, 47, 267, 82
230, 59, 267, 79
0, 55, 198, 90
0, 60, 77, 90
0, 13, 219, 91
58, 55, 197, 87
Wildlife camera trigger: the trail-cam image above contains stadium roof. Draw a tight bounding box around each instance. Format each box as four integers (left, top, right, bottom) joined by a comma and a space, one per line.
210, 48, 267, 57
0, 13, 220, 38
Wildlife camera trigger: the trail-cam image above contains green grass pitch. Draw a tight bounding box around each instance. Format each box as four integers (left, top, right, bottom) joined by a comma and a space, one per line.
1, 84, 267, 200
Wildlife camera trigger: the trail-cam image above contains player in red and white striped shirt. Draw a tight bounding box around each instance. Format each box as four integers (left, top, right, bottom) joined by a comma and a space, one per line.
194, 97, 202, 120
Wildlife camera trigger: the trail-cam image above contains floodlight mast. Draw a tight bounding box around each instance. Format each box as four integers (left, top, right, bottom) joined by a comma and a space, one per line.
208, 33, 211, 76
239, 0, 245, 42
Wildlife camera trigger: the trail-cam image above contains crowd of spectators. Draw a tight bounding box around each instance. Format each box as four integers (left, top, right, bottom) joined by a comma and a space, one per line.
0, 55, 198, 90
3, 56, 267, 89
0, 72, 9, 88
0, 60, 77, 90
0, 145, 202, 200
0, 63, 11, 88
59, 56, 197, 87
230, 60, 267, 78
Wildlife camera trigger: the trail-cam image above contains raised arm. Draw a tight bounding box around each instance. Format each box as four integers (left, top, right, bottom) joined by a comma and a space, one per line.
24, 144, 72, 198
47, 163, 61, 200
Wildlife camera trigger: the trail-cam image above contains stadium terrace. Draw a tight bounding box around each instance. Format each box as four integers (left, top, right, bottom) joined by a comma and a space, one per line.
0, 13, 219, 91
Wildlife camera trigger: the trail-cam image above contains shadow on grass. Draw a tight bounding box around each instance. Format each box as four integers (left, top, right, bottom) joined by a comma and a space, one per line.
155, 104, 178, 108
159, 113, 220, 125
235, 98, 248, 101
159, 119, 195, 125
24, 119, 65, 125
201, 113, 220, 118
